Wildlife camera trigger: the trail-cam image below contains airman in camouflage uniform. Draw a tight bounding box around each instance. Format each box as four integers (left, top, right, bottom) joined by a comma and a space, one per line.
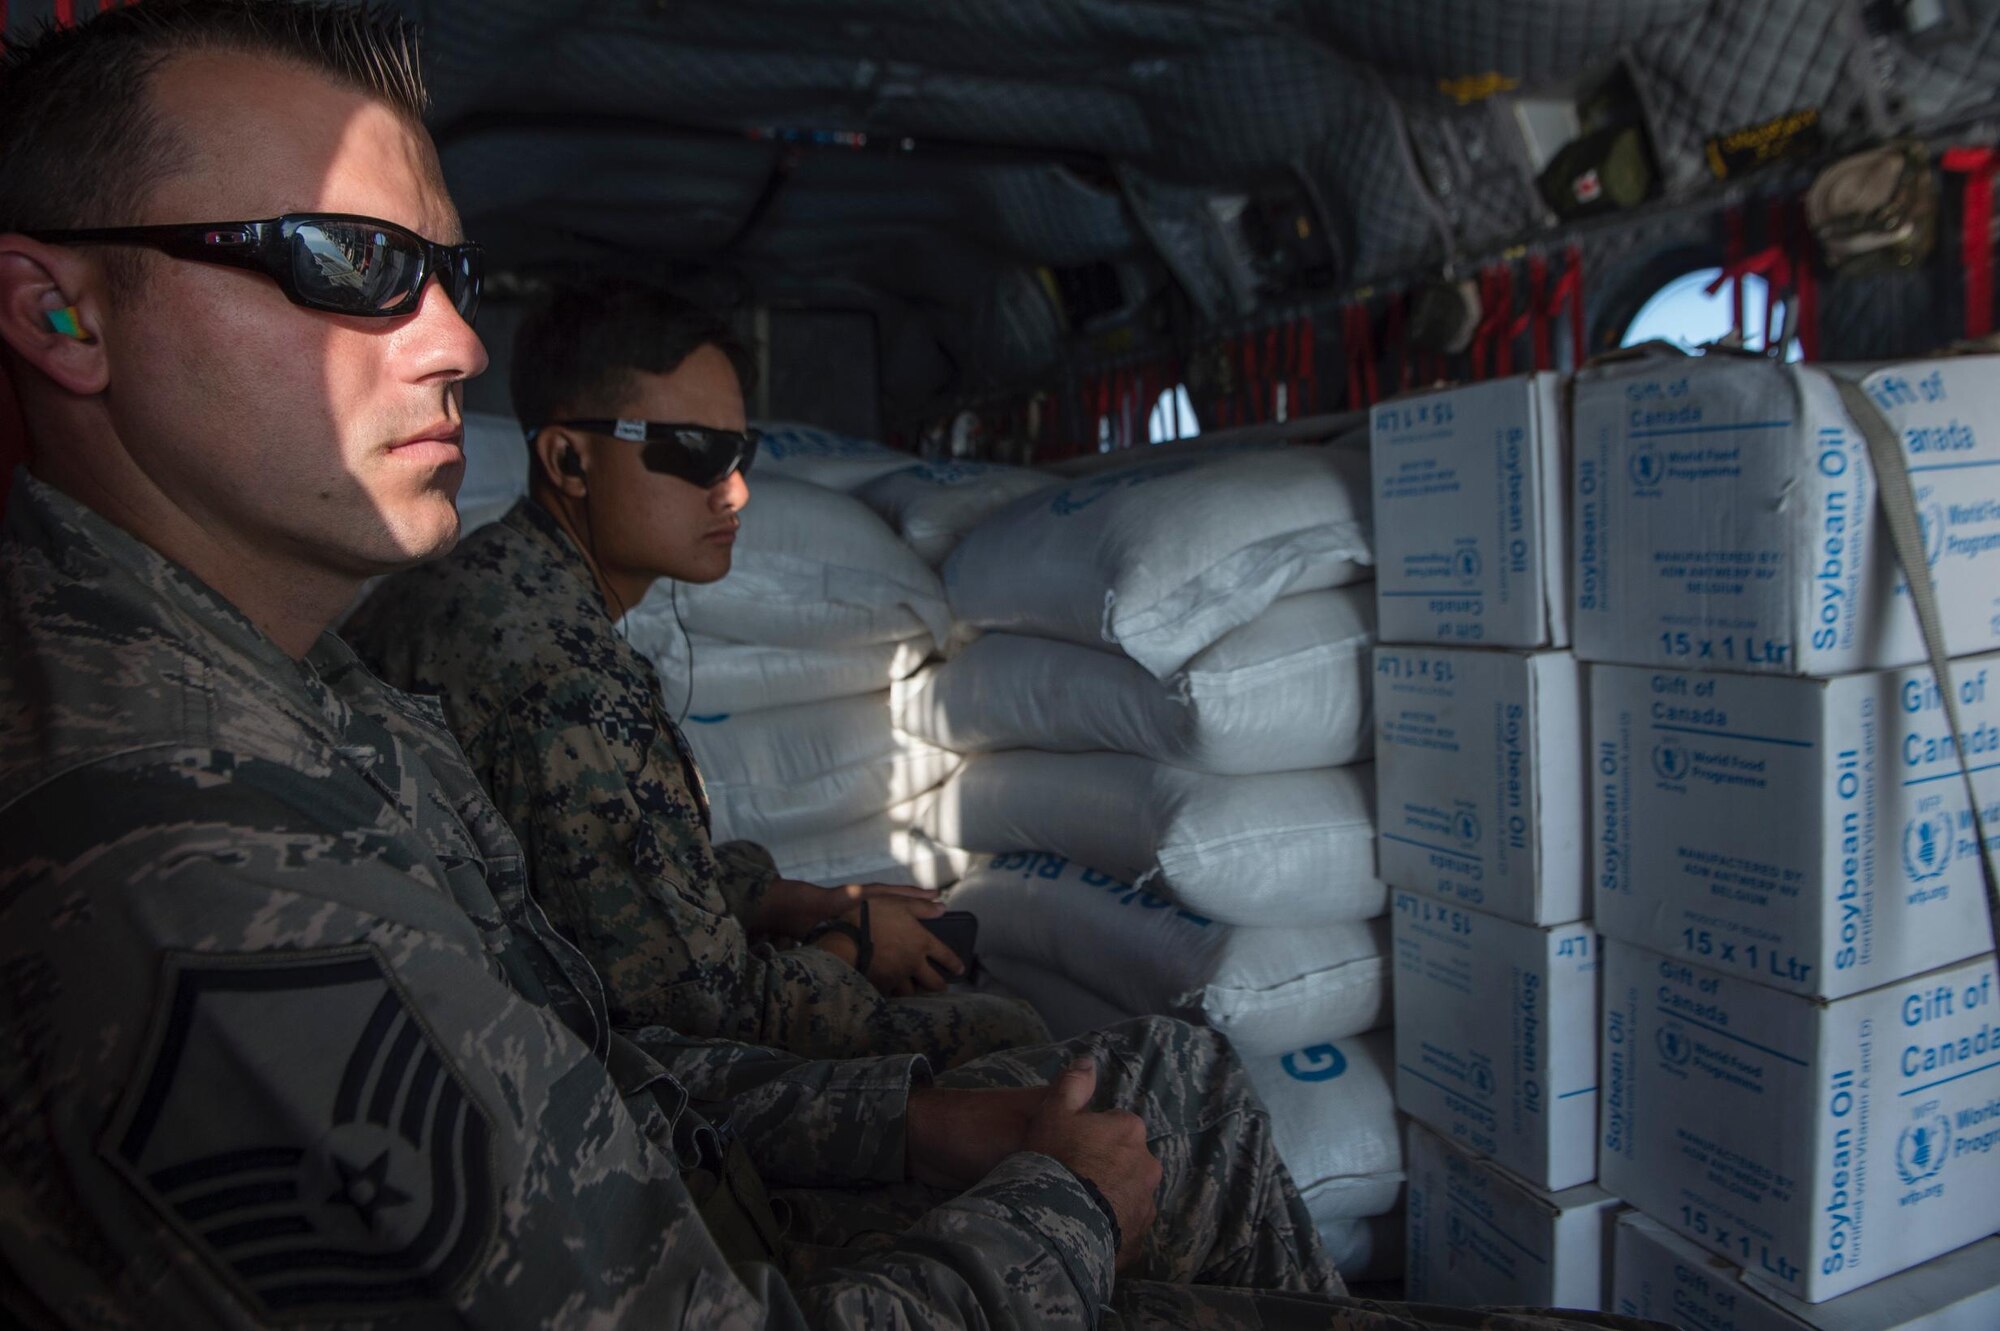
0, 472, 1677, 1331
344, 495, 1051, 1067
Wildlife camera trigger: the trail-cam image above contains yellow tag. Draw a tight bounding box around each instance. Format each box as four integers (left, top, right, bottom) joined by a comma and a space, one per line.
1704, 108, 1823, 180
1438, 71, 1521, 106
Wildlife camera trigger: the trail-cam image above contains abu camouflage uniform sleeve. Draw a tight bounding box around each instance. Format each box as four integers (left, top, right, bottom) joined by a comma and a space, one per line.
482, 666, 1046, 1066
0, 756, 1116, 1331
623, 1025, 924, 1188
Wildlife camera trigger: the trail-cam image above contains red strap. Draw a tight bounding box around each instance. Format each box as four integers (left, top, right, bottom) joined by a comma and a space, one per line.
1386, 293, 1410, 393
1944, 147, 2000, 340
1298, 317, 1317, 416
1260, 326, 1278, 421
1724, 206, 1747, 337
1343, 304, 1378, 409
1525, 255, 1551, 371
1704, 245, 1791, 351
1240, 333, 1257, 425
1213, 341, 1235, 429
1790, 204, 1820, 361
1470, 264, 1516, 381
53, 0, 72, 26
1280, 318, 1298, 421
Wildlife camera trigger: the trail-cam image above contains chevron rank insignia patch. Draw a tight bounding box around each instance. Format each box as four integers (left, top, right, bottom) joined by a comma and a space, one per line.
104, 947, 497, 1321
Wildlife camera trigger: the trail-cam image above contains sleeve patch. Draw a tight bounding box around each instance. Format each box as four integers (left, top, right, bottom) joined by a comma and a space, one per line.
103, 947, 497, 1322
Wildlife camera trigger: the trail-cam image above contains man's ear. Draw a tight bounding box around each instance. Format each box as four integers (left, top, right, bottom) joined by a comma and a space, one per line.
0, 237, 111, 398
529, 425, 590, 499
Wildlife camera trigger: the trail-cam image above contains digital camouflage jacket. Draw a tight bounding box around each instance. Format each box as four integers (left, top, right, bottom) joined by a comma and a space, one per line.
343, 499, 1045, 1065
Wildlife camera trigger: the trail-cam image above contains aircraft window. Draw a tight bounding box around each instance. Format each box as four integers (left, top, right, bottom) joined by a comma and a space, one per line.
1147, 384, 1200, 444
1620, 266, 1802, 361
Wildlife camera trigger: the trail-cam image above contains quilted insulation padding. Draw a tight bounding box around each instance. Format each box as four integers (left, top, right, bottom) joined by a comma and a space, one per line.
1402, 98, 1551, 255
1871, 0, 2000, 128
1304, 86, 1450, 282
1295, 0, 1705, 85
440, 129, 1141, 270
1625, 0, 1876, 194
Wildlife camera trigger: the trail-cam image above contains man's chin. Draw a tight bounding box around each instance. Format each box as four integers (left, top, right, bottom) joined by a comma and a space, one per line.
376, 498, 462, 567
662, 550, 733, 586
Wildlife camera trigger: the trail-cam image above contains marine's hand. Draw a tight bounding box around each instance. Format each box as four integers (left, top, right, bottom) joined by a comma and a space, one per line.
1020, 1060, 1158, 1272
762, 876, 941, 939
861, 897, 964, 994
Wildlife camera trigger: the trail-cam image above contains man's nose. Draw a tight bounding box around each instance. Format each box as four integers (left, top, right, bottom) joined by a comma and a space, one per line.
407, 277, 489, 385
713, 469, 749, 512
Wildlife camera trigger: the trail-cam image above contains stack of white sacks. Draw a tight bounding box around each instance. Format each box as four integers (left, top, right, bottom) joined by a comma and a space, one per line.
890, 430, 1406, 1278
1570, 353, 2000, 1325
620, 424, 1055, 886
1368, 374, 1621, 1310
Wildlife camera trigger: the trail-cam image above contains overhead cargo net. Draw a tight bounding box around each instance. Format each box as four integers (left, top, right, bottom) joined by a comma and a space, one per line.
943, 440, 1372, 680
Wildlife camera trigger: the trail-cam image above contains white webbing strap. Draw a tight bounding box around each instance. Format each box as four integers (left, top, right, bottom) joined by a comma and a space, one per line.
1832, 376, 2000, 955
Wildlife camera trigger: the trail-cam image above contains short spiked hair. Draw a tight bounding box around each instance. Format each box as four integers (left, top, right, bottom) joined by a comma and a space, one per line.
0, 0, 427, 241
511, 280, 757, 434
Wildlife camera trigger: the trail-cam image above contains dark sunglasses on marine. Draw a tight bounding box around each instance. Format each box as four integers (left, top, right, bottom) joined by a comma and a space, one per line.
539, 419, 760, 490
28, 212, 482, 322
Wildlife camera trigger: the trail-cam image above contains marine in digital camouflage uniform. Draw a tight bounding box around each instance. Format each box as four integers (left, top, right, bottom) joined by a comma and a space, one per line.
343, 494, 1050, 1067
1, 472, 1679, 1331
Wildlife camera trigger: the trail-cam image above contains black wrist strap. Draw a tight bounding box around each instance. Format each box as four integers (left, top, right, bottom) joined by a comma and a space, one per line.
805, 899, 873, 975
1072, 1173, 1123, 1258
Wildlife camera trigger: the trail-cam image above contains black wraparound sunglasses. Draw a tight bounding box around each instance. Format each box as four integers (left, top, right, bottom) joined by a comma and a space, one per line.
27, 212, 482, 322
539, 419, 760, 489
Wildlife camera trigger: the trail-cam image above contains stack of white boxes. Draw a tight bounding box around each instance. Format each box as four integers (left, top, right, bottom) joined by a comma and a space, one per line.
1572, 352, 2000, 1321
1371, 374, 1621, 1310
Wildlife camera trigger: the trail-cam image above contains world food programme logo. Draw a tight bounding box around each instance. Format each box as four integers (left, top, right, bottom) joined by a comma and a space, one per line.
1656, 1022, 1692, 1066
1454, 809, 1481, 847
1629, 446, 1663, 490
1897, 1116, 1952, 1186
1454, 546, 1483, 584
1281, 1044, 1349, 1083
1921, 503, 1946, 567
1902, 811, 1955, 883
1652, 742, 1691, 782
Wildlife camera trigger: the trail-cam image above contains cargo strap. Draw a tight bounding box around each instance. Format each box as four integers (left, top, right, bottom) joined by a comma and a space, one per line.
1342, 302, 1378, 409
1544, 246, 1586, 371
1832, 377, 2000, 956
1469, 262, 1515, 381
1941, 148, 1999, 341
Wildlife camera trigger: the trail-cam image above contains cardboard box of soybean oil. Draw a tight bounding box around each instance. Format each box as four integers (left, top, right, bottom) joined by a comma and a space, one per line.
1372, 373, 1569, 648
1614, 1210, 2000, 1331
1375, 646, 1585, 926
1591, 658, 2000, 999
1404, 1120, 1621, 1310
1570, 355, 2000, 675
1391, 890, 1599, 1190
1598, 939, 2000, 1302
